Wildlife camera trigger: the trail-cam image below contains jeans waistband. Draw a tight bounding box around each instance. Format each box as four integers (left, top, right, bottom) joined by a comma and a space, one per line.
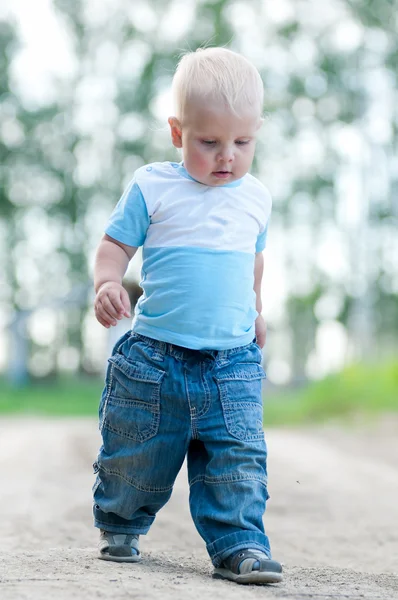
131, 332, 254, 361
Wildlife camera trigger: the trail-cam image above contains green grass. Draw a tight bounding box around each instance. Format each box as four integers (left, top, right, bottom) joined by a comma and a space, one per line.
1, 360, 398, 425
0, 377, 103, 416
264, 360, 398, 425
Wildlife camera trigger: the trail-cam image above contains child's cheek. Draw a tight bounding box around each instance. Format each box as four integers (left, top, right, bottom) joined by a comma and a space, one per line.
192, 147, 211, 169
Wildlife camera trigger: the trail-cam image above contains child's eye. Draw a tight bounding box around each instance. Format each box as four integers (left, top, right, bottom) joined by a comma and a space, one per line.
202, 140, 216, 145
235, 140, 250, 146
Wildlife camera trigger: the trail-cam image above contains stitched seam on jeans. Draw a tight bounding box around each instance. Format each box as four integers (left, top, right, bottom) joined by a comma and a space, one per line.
103, 366, 162, 441
100, 361, 115, 432
222, 401, 263, 409
196, 360, 211, 418
184, 369, 198, 439
216, 377, 265, 441
189, 473, 268, 486
214, 362, 265, 382
110, 356, 165, 384
103, 413, 159, 443
224, 415, 264, 441
107, 396, 160, 411
215, 379, 263, 442
192, 480, 209, 541
101, 465, 173, 493
215, 373, 265, 382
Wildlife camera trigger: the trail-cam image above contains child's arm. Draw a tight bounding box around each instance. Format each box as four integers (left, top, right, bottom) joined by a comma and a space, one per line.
254, 251, 267, 347
94, 234, 138, 328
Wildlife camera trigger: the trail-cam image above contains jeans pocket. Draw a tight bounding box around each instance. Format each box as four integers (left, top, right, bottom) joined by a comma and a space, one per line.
214, 363, 265, 442
102, 354, 165, 442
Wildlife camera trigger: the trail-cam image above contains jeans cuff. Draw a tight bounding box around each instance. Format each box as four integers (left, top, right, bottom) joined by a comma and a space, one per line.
93, 505, 154, 534
94, 517, 152, 535
207, 531, 271, 567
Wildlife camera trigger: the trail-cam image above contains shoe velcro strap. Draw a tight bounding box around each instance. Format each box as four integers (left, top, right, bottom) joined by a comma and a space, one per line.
100, 533, 140, 556
108, 544, 134, 557
227, 550, 273, 575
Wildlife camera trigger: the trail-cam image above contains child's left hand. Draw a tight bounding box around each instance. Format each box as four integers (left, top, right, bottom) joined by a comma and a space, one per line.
255, 314, 267, 348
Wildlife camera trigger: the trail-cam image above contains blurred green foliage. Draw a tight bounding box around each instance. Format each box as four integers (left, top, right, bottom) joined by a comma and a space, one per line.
0, 377, 103, 416
264, 360, 398, 425
1, 0, 397, 384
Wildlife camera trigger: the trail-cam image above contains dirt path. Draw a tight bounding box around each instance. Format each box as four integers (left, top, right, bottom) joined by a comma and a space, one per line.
1, 417, 397, 600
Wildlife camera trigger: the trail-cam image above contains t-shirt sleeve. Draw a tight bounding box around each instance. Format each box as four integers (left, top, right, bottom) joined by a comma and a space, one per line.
256, 224, 268, 253
105, 180, 150, 247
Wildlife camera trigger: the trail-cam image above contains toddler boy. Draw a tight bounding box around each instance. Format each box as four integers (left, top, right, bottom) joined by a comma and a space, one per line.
93, 47, 282, 585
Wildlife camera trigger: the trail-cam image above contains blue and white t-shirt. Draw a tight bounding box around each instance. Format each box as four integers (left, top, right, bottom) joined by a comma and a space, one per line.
105, 161, 272, 350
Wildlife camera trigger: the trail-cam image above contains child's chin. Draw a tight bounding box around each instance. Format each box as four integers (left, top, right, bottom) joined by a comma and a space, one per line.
212, 175, 235, 185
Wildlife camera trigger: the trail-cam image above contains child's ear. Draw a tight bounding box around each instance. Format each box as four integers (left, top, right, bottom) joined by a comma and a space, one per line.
168, 117, 183, 148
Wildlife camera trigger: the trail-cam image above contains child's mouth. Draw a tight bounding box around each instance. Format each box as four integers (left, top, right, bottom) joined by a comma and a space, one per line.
213, 171, 232, 179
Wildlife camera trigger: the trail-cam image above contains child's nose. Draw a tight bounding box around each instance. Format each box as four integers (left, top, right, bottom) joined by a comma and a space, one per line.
217, 146, 234, 162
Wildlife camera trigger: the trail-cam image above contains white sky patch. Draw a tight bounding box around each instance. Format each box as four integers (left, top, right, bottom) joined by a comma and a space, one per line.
306, 320, 348, 379
1, 118, 25, 147
297, 0, 349, 34
127, 0, 158, 33
267, 358, 292, 385
27, 308, 58, 347
294, 128, 326, 171
315, 226, 350, 281
262, 227, 290, 323
57, 346, 80, 372
117, 40, 152, 82
7, 0, 77, 108
329, 19, 364, 53
151, 88, 174, 122
94, 41, 120, 77
82, 0, 127, 29
290, 35, 318, 69
314, 293, 344, 322
335, 168, 367, 229
292, 97, 316, 120
158, 0, 196, 42
228, 1, 257, 32
262, 0, 295, 25
330, 125, 366, 162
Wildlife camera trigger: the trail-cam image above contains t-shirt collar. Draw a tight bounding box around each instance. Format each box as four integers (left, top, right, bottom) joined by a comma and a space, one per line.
172, 162, 243, 188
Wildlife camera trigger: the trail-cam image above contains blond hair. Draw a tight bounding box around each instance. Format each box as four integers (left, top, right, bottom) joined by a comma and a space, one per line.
171, 47, 264, 121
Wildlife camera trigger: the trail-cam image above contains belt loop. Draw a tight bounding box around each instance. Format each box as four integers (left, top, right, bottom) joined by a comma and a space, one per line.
216, 347, 230, 367
150, 339, 166, 362
216, 356, 229, 368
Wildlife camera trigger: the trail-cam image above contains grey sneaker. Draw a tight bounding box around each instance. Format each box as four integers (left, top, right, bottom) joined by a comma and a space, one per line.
98, 530, 141, 563
213, 549, 283, 584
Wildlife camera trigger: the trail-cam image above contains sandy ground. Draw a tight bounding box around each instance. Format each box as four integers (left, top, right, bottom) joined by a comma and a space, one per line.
1, 417, 397, 600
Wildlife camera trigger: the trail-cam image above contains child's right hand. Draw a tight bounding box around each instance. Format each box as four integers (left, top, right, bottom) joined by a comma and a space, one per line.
94, 282, 131, 328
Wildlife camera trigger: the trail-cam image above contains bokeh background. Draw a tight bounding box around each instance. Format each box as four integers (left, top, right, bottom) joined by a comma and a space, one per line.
1, 0, 397, 422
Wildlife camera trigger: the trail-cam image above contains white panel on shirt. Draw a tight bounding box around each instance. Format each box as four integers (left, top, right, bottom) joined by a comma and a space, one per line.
135, 163, 272, 254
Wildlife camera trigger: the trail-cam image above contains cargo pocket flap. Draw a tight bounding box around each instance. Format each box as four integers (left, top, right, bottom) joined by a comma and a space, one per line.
214, 363, 265, 382
108, 354, 165, 384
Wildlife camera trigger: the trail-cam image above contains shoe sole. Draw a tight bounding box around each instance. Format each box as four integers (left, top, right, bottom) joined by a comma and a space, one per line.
98, 553, 142, 563
213, 568, 283, 585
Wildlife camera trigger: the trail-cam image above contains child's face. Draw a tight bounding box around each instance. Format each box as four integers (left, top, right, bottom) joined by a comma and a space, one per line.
169, 98, 262, 186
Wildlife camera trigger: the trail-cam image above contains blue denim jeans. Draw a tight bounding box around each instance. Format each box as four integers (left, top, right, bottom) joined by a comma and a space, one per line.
93, 331, 272, 567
